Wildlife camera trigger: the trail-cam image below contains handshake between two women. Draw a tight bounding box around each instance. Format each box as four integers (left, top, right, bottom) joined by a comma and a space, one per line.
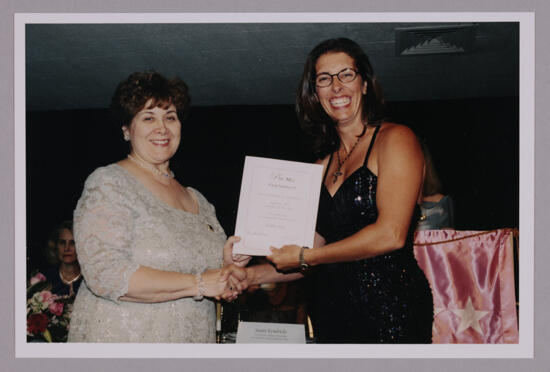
214, 236, 251, 302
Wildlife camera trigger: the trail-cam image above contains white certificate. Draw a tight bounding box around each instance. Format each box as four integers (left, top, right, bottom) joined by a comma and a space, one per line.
233, 156, 323, 256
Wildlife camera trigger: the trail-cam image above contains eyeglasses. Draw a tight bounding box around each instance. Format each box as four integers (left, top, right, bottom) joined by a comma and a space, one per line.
314, 68, 359, 87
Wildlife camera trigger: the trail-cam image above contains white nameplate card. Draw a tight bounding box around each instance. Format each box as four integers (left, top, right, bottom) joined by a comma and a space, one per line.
233, 156, 323, 256
236, 321, 306, 344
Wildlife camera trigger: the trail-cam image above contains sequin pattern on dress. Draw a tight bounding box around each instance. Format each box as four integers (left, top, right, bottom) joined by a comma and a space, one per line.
312, 126, 434, 344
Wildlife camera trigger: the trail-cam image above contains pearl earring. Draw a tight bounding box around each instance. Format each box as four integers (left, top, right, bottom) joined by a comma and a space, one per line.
123, 133, 130, 141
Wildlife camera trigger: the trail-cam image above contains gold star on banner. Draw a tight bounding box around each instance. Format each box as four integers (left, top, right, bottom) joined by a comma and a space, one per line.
451, 297, 489, 335
433, 307, 445, 332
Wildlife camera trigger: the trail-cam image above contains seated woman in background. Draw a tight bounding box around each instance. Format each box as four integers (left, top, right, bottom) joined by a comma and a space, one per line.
26, 220, 82, 342
43, 220, 83, 297
416, 142, 455, 230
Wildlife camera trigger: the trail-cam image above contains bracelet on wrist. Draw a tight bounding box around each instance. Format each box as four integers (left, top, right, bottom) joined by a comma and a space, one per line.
193, 272, 205, 301
299, 246, 311, 274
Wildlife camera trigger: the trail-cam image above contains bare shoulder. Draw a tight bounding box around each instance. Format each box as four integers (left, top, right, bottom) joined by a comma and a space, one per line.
375, 122, 422, 167
377, 122, 418, 145
376, 122, 420, 153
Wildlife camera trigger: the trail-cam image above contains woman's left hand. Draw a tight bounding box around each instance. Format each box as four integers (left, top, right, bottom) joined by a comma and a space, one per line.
266, 245, 301, 271
223, 236, 252, 268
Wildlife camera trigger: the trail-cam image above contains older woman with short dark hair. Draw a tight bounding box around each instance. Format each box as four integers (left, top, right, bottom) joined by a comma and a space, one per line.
68, 71, 246, 343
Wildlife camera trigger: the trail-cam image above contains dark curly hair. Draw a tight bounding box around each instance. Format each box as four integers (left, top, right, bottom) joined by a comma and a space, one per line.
296, 38, 386, 159
110, 71, 191, 128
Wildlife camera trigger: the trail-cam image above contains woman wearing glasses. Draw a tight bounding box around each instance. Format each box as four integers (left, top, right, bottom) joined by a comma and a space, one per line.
233, 38, 433, 343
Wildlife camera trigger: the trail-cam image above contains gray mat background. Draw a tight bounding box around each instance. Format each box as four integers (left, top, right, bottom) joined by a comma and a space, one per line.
3, 1, 548, 371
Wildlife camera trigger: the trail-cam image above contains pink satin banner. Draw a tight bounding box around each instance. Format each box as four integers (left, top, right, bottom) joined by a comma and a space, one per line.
414, 229, 518, 343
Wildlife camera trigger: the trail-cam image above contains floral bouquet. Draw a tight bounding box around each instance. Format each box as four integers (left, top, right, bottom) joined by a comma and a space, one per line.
26, 272, 74, 342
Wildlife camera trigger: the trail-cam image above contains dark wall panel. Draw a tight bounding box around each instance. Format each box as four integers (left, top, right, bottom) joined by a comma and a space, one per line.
26, 98, 519, 272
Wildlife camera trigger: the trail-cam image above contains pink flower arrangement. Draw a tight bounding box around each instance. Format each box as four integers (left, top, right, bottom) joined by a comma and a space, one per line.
48, 301, 64, 316
38, 291, 54, 307
28, 290, 55, 313
29, 272, 46, 286
27, 272, 76, 342
27, 313, 49, 334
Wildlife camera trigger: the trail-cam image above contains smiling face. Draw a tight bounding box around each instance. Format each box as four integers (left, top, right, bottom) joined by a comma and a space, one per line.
122, 100, 181, 166
57, 228, 77, 264
315, 52, 367, 127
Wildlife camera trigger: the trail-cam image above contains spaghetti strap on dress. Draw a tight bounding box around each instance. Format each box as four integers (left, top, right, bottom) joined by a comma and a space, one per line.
313, 124, 433, 343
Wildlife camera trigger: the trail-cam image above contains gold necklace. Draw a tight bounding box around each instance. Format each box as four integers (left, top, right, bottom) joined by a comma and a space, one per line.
127, 154, 175, 179
59, 269, 82, 285
333, 124, 368, 184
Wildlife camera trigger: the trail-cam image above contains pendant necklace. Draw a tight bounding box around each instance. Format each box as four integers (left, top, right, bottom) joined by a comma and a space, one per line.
333, 124, 368, 184
59, 268, 82, 296
127, 153, 175, 179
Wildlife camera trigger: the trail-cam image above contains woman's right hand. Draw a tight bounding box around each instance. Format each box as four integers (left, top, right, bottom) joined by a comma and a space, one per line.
200, 265, 248, 299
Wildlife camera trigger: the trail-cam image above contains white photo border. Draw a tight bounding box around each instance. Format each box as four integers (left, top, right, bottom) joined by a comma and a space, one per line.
14, 12, 534, 358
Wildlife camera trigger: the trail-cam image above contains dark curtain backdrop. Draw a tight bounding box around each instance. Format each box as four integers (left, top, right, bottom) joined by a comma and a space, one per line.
26, 97, 519, 273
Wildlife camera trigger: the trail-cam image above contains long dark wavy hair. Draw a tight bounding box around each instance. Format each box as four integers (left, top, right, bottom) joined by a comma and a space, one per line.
296, 38, 386, 159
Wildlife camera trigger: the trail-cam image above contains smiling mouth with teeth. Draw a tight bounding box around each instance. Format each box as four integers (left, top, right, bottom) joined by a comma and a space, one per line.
151, 139, 169, 145
330, 97, 351, 107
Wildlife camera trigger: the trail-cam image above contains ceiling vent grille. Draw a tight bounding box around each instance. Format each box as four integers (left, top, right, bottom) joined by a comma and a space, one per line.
395, 24, 477, 56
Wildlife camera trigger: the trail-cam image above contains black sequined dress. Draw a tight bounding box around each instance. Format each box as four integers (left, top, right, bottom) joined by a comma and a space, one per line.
312, 125, 433, 343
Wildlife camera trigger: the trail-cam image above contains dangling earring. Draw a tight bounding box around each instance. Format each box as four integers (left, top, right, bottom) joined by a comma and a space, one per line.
123, 132, 130, 141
